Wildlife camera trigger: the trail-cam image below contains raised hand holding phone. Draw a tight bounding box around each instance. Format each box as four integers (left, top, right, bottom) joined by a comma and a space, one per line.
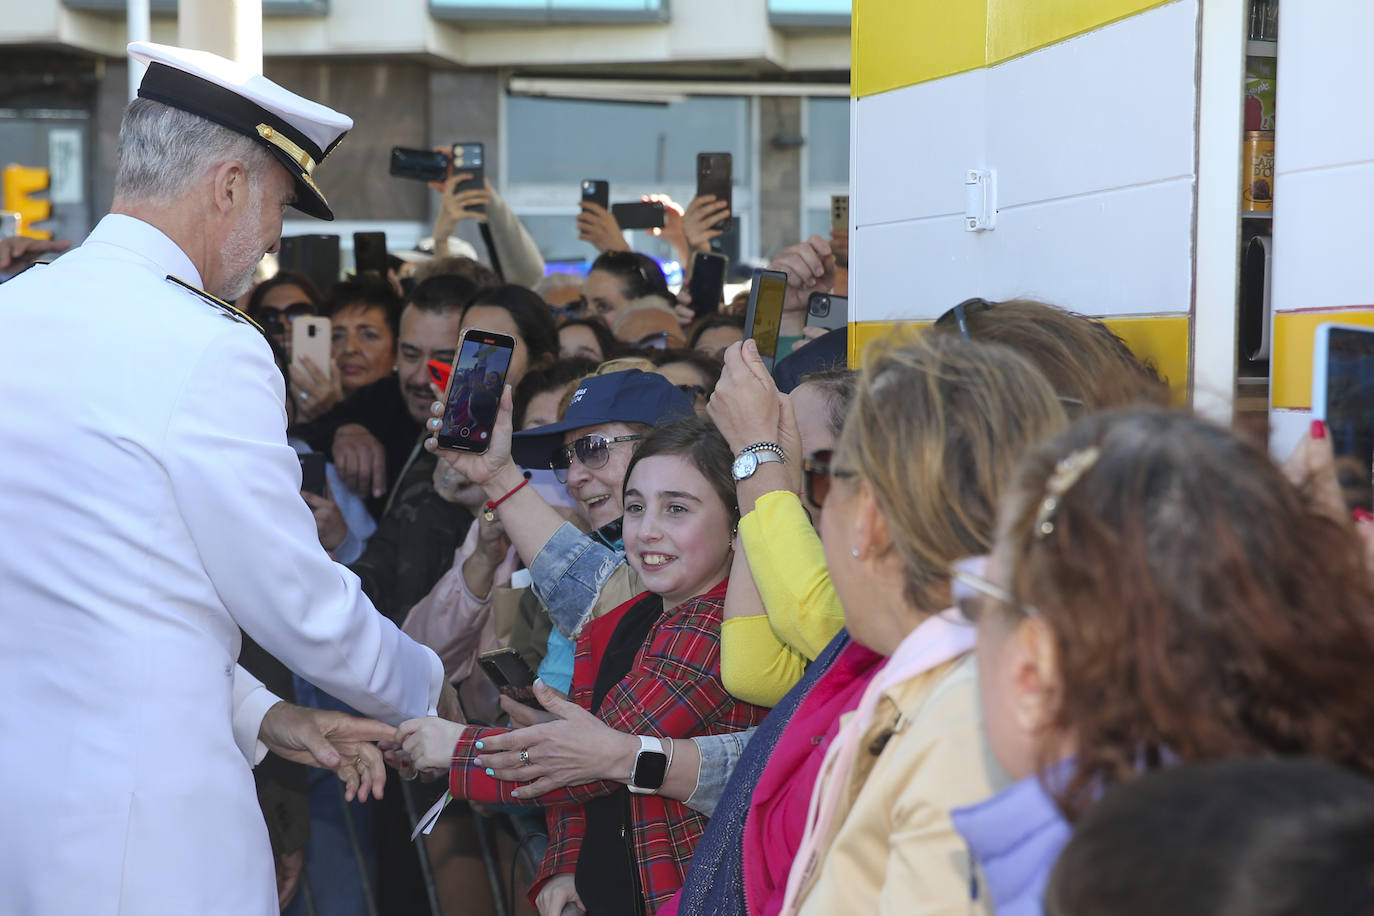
576, 201, 629, 252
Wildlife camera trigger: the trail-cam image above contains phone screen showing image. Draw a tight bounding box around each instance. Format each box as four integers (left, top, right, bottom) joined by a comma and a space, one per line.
437, 331, 514, 453
1323, 327, 1374, 512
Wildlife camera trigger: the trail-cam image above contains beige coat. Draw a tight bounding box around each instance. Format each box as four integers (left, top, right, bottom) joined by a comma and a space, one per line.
794, 653, 1006, 916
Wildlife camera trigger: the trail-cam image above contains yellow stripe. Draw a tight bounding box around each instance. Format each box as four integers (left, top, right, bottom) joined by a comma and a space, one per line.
854, 0, 1177, 98
256, 124, 317, 176
847, 315, 1190, 405
1271, 309, 1374, 409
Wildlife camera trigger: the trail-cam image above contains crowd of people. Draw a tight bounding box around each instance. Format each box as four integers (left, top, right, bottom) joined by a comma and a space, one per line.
6, 40, 1374, 916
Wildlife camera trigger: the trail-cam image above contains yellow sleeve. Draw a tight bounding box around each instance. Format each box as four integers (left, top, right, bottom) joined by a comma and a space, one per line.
720, 615, 808, 707
739, 490, 846, 661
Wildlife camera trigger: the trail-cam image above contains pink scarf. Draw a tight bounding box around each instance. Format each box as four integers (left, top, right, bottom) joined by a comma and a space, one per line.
779, 611, 976, 915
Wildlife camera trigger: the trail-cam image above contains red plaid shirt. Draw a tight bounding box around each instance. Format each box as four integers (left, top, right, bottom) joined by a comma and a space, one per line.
447, 580, 767, 914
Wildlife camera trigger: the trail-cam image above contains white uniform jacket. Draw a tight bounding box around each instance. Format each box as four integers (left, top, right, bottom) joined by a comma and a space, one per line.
0, 215, 443, 915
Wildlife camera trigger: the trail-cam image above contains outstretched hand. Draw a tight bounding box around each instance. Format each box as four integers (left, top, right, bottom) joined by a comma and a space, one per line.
258, 702, 394, 802
396, 716, 468, 776
471, 679, 638, 799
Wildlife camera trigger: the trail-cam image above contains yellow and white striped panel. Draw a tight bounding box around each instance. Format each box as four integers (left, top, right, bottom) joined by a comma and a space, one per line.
848, 0, 1197, 401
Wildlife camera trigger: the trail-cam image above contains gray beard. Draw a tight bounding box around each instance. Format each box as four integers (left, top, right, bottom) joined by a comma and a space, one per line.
217, 259, 259, 301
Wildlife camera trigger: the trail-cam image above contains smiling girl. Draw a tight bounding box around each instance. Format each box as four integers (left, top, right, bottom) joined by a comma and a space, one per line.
398, 417, 768, 916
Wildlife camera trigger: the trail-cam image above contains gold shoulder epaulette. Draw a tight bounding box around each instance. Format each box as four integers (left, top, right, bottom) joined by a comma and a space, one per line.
165, 275, 266, 337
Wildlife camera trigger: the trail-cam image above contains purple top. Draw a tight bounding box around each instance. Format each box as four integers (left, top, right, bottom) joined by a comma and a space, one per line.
951, 770, 1073, 916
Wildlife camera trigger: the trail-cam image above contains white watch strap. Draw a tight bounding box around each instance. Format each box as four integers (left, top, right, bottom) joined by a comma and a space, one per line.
638, 734, 664, 756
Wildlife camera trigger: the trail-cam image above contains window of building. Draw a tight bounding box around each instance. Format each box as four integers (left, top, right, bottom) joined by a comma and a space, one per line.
501, 93, 753, 267
803, 95, 850, 240
429, 0, 667, 23
768, 0, 850, 27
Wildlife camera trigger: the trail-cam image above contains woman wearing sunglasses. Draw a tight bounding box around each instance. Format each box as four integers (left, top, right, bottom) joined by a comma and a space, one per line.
398, 418, 768, 916
948, 407, 1374, 916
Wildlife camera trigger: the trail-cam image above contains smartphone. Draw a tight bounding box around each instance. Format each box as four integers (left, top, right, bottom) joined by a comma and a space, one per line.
611, 201, 665, 231
477, 647, 543, 709
292, 316, 332, 374
696, 152, 733, 230
278, 235, 341, 299
687, 251, 728, 318
830, 194, 849, 268
744, 269, 788, 370
806, 292, 848, 332
580, 179, 609, 211
353, 231, 388, 276
451, 142, 485, 212
710, 216, 741, 269
298, 452, 327, 497
437, 328, 516, 452
389, 146, 449, 183
427, 358, 452, 392
1312, 323, 1374, 512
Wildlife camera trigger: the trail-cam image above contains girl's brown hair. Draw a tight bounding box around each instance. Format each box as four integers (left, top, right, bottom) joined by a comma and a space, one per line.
840, 333, 1068, 613
1002, 407, 1374, 817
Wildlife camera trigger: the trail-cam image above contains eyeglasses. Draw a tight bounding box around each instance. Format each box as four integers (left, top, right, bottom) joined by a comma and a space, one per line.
802, 449, 856, 509
635, 331, 671, 350
933, 297, 995, 341
549, 434, 644, 483
950, 555, 1033, 624
261, 303, 317, 338
676, 383, 708, 401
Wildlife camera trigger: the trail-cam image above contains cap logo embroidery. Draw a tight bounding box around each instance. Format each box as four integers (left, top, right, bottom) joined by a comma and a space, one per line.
570, 387, 588, 404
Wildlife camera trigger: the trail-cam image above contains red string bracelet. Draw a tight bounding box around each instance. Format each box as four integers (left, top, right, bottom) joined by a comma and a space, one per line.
483, 471, 532, 522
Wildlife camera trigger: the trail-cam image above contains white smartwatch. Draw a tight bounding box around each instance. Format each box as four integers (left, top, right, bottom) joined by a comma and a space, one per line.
628, 735, 668, 795
732, 442, 786, 481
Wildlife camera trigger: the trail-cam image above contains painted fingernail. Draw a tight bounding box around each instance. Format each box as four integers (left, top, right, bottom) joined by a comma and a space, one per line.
1312, 420, 1327, 439
485, 768, 495, 776
1353, 508, 1373, 523
510, 789, 520, 798
475, 740, 484, 750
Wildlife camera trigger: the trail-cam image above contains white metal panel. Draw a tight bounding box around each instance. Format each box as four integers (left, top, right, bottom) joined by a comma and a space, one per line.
987, 0, 1197, 209
850, 0, 1199, 325
850, 69, 988, 228
984, 177, 1195, 317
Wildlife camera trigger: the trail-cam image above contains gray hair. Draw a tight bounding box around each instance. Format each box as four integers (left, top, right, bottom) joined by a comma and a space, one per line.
114, 98, 274, 202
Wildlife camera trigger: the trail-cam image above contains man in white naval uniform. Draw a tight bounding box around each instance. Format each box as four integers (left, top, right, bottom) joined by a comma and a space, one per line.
0, 43, 448, 915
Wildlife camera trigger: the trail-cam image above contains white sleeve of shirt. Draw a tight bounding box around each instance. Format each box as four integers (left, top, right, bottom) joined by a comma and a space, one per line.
231, 665, 281, 766
161, 323, 443, 726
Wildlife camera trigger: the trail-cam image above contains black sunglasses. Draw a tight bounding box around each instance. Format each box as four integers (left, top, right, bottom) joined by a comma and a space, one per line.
549, 433, 644, 483
932, 297, 995, 341
803, 449, 856, 509
676, 383, 708, 401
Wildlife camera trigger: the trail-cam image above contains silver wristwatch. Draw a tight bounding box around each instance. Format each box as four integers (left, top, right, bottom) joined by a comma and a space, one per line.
732, 442, 786, 481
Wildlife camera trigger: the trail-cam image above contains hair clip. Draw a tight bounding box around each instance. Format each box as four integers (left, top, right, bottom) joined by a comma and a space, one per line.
1033, 446, 1101, 539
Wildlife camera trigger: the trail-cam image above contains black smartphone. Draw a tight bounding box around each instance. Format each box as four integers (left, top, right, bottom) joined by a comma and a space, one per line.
1313, 324, 1374, 512
744, 268, 788, 370
580, 179, 609, 211
353, 231, 388, 276
298, 453, 327, 497
389, 146, 449, 183
478, 647, 543, 709
711, 216, 741, 269
611, 201, 665, 231
451, 142, 485, 212
806, 292, 848, 332
687, 251, 728, 318
437, 328, 516, 453
696, 152, 733, 230
277, 235, 341, 299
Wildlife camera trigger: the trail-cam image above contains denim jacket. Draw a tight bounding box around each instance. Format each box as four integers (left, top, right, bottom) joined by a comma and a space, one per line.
529, 519, 626, 638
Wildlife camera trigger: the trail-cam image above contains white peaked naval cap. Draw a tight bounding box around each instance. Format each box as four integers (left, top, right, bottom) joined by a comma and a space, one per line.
127, 41, 353, 220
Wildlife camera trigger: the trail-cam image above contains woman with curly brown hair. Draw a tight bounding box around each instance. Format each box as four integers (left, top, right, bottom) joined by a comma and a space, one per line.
950, 407, 1374, 916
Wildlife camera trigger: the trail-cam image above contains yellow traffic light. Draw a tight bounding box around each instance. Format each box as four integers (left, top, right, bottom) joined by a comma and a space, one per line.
3, 165, 52, 240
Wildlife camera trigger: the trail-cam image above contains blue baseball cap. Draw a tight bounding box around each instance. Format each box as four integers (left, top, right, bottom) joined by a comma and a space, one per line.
511, 369, 695, 468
